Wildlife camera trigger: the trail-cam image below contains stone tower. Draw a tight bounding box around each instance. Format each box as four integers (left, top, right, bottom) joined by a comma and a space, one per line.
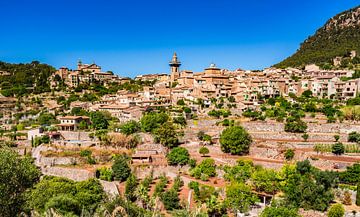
169, 52, 181, 82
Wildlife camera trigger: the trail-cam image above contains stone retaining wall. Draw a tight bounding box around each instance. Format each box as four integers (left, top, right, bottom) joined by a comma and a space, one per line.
60, 131, 93, 141
40, 157, 78, 166
42, 166, 95, 181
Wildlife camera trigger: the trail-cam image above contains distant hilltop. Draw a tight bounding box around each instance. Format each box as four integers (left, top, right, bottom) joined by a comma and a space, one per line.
275, 5, 360, 69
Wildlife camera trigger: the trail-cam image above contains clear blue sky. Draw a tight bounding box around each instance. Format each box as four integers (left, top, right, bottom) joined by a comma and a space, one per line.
0, 0, 359, 77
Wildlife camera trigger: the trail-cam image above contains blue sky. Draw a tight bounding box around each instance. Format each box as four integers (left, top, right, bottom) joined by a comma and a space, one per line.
0, 0, 359, 77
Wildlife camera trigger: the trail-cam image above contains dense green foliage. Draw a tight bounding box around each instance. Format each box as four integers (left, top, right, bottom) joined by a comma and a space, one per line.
90, 111, 110, 130
140, 112, 169, 132
0, 61, 55, 96
332, 142, 345, 155
223, 160, 255, 183
125, 174, 138, 202
166, 147, 190, 166
153, 174, 168, 197
220, 126, 252, 155
284, 116, 307, 133
225, 182, 259, 213
0, 148, 41, 217
284, 149, 295, 160
208, 109, 231, 118
348, 131, 360, 143
260, 200, 300, 217
112, 155, 131, 182
339, 163, 360, 184
283, 160, 336, 211
190, 158, 216, 181
27, 176, 105, 215
252, 168, 280, 195
119, 120, 140, 135
160, 176, 183, 210
327, 203, 345, 217
199, 146, 210, 156
38, 112, 57, 126
275, 6, 360, 68
153, 122, 179, 148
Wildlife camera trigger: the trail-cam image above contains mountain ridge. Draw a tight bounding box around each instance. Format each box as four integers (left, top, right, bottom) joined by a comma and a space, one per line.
275, 5, 360, 69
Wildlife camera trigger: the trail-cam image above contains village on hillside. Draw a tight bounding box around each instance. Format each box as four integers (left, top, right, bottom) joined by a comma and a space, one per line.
2, 51, 360, 217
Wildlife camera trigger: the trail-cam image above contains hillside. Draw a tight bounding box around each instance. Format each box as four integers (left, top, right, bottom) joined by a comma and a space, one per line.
275, 5, 360, 69
0, 61, 55, 97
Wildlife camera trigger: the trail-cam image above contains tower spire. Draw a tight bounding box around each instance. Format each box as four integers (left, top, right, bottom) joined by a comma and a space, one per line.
169, 52, 181, 82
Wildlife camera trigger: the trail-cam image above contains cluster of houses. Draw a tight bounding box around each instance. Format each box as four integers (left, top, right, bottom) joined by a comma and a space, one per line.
53, 60, 130, 87
50, 53, 360, 128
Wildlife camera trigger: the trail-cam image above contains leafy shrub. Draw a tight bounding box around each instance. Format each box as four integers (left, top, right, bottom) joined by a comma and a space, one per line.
119, 120, 140, 135
327, 204, 344, 217
284, 149, 295, 160
112, 155, 131, 182
160, 189, 180, 210
80, 149, 92, 157
332, 142, 345, 155
96, 167, 113, 181
166, 147, 190, 166
199, 147, 210, 156
125, 174, 138, 202
284, 117, 307, 133
190, 158, 216, 179
153, 174, 168, 196
220, 126, 252, 155
348, 131, 360, 143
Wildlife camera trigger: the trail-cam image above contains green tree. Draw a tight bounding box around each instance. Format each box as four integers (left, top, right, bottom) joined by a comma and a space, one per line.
125, 174, 138, 202
153, 122, 179, 148
284, 117, 307, 133
348, 131, 360, 143
220, 126, 252, 155
283, 161, 335, 211
252, 168, 280, 195
166, 147, 190, 166
334, 135, 340, 142
284, 149, 295, 160
340, 164, 360, 184
27, 176, 104, 215
197, 131, 205, 140
260, 200, 300, 217
332, 142, 345, 155
140, 112, 169, 132
173, 116, 187, 126
0, 148, 41, 216
38, 112, 56, 125
90, 111, 109, 130
112, 155, 131, 182
160, 189, 181, 210
302, 133, 309, 142
120, 120, 140, 135
302, 90, 313, 98
199, 147, 210, 157
190, 158, 217, 180
78, 120, 88, 130
225, 182, 259, 214
327, 204, 345, 217
177, 99, 185, 106
223, 160, 255, 182
44, 194, 81, 216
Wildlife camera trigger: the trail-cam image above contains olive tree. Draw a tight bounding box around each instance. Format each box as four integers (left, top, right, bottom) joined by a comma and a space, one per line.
220, 126, 252, 155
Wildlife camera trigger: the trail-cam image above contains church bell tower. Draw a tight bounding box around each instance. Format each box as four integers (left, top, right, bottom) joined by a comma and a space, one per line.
169, 52, 181, 82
